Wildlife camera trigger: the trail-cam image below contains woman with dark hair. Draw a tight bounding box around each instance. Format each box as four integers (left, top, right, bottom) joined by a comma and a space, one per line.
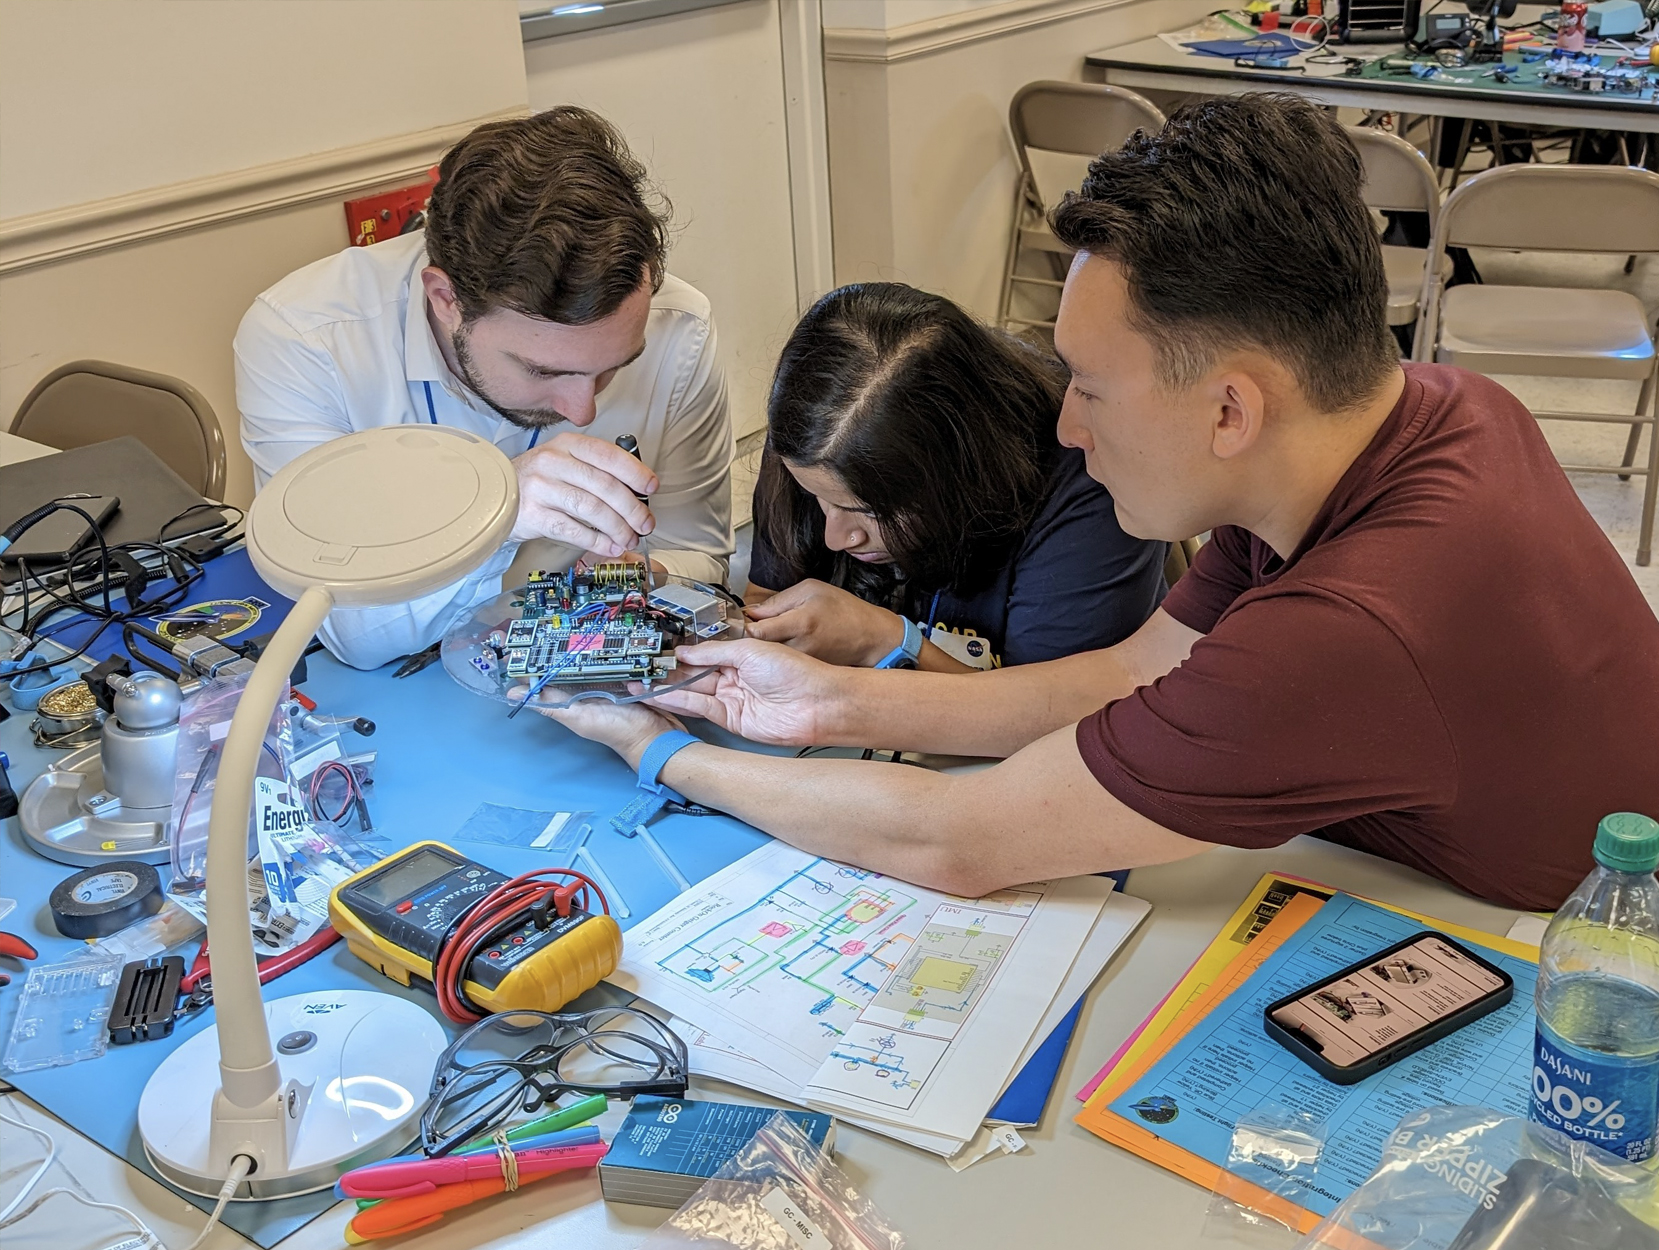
745, 283, 1166, 672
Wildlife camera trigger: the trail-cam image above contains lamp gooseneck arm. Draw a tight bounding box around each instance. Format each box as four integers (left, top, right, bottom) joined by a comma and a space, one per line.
207, 584, 334, 1108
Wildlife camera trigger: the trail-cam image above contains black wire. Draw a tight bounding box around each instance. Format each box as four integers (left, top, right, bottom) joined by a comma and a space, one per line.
157, 502, 242, 543
3, 511, 210, 678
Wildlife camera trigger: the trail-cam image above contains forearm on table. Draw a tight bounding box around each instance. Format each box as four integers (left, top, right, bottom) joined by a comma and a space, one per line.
663, 744, 971, 889
818, 646, 1144, 757
658, 726, 1206, 894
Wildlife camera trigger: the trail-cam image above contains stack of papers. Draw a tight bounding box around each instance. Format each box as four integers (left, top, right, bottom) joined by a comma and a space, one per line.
610, 841, 1149, 1157
1073, 876, 1543, 1232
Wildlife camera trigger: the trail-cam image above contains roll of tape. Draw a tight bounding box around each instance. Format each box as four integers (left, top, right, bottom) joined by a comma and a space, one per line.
49, 861, 164, 939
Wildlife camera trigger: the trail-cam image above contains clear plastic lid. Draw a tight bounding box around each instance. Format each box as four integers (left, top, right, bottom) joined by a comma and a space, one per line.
442, 567, 741, 710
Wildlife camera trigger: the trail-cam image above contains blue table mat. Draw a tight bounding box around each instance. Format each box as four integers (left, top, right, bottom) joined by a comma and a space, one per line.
0, 648, 770, 1245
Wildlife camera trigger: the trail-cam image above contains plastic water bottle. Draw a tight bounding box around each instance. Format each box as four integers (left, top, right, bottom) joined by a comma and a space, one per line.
1530, 812, 1659, 1165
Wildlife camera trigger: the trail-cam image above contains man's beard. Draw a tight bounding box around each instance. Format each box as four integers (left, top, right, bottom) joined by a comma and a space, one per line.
452, 325, 569, 430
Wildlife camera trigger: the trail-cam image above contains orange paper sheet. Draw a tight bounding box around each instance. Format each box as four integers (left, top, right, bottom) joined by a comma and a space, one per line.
1076, 881, 1542, 1233
1078, 893, 1329, 1231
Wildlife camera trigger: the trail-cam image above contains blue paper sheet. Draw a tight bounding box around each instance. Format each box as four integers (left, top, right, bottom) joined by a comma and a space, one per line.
985, 868, 1130, 1127
1182, 33, 1308, 58
1107, 894, 1537, 1218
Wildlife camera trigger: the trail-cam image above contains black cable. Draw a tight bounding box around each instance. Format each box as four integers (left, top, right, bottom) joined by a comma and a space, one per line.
1, 501, 214, 678
157, 502, 242, 544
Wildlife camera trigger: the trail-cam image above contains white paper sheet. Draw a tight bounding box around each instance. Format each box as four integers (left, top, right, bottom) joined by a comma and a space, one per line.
611, 842, 1115, 1148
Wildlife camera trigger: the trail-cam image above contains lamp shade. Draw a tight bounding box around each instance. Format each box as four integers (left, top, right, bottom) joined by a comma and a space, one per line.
245, 426, 517, 606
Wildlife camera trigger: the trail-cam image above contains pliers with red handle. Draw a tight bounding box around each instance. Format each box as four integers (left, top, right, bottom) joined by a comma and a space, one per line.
178, 925, 340, 1011
0, 932, 38, 987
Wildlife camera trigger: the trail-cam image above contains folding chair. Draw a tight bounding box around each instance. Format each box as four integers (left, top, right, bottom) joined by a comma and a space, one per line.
10, 360, 227, 498
997, 82, 1164, 335
1414, 164, 1659, 566
1348, 126, 1450, 344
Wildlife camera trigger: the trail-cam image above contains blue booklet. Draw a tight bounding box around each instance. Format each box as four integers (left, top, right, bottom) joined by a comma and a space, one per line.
986, 868, 1130, 1127
600, 1095, 835, 1208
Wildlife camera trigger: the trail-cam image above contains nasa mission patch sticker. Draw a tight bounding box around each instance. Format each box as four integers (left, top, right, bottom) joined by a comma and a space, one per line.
153, 596, 271, 643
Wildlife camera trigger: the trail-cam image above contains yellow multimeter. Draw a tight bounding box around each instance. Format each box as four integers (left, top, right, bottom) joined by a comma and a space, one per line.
327, 841, 622, 1014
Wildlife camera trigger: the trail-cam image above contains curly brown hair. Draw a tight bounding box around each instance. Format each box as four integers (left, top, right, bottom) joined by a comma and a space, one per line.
424, 107, 671, 325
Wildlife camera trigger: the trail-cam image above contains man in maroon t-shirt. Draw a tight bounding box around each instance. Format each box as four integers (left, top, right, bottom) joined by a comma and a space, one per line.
539, 95, 1659, 911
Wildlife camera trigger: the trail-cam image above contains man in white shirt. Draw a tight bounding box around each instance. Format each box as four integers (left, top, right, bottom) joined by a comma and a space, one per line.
234, 108, 733, 669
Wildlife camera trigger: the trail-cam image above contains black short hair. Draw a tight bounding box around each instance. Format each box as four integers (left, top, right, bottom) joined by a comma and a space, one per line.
1050, 93, 1397, 413
424, 107, 670, 325
755, 283, 1066, 600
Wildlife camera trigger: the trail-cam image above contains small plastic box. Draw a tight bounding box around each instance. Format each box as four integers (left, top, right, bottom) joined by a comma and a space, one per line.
2, 948, 125, 1073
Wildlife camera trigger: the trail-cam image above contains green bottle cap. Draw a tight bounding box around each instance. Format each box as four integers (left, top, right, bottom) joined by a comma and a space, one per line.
1593, 812, 1659, 874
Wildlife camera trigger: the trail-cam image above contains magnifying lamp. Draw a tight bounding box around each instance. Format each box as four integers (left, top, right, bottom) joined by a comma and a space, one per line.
138, 426, 518, 1198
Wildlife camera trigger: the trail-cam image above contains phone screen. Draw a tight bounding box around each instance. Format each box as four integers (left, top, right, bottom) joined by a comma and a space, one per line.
1268, 935, 1508, 1069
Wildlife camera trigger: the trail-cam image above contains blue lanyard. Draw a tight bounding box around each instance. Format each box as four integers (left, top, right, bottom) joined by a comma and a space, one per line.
922, 589, 941, 639
423, 379, 539, 447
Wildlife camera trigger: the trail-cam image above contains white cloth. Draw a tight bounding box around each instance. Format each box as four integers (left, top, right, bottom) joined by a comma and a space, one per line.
234, 231, 733, 670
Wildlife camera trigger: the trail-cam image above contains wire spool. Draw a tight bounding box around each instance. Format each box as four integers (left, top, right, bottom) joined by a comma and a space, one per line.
49, 860, 163, 938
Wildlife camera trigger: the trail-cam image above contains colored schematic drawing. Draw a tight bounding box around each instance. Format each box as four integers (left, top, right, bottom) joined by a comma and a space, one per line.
815, 896, 1040, 1112
648, 854, 1042, 1110
617, 840, 1133, 1148
652, 860, 924, 1071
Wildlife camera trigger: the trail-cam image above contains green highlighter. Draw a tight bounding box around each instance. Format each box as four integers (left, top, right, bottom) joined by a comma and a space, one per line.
354, 1094, 610, 1210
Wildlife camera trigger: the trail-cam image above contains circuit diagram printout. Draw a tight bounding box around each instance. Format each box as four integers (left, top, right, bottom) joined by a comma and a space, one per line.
1108, 894, 1539, 1217
613, 841, 1119, 1144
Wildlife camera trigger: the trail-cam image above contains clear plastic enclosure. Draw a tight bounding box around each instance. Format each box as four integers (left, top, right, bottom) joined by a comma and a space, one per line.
442, 566, 739, 709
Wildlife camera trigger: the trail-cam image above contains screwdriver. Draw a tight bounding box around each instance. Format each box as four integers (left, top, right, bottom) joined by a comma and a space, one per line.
615, 434, 652, 580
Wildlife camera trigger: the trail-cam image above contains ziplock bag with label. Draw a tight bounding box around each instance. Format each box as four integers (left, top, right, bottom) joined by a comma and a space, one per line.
166, 673, 358, 954
639, 1111, 905, 1250
1293, 1105, 1659, 1250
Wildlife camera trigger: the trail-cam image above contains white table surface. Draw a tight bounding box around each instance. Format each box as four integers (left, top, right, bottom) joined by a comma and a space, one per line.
1086, 14, 1659, 133
0, 430, 57, 466
0, 834, 1533, 1250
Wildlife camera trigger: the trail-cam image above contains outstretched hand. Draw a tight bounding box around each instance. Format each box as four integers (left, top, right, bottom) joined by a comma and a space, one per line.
536, 697, 686, 770
643, 638, 845, 747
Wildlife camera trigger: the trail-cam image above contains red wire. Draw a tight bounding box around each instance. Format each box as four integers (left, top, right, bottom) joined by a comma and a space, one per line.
308, 759, 359, 824
432, 868, 609, 1025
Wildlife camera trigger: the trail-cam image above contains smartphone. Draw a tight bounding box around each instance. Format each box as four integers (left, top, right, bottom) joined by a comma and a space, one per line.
2, 495, 120, 565
1263, 931, 1513, 1085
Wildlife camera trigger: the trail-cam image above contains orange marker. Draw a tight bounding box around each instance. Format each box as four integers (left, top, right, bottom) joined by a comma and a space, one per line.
343, 1143, 606, 1243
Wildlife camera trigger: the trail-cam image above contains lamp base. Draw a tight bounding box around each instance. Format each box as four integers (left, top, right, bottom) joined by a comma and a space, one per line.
138, 991, 445, 1200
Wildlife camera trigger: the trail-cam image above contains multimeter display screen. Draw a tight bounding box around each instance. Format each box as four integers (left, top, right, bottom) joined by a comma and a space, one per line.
356, 847, 456, 906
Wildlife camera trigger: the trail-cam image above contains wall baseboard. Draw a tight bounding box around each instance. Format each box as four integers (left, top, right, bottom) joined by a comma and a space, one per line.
0, 108, 527, 276
823, 0, 1142, 64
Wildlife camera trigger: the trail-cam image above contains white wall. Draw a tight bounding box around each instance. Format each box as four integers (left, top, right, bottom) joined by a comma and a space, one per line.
0, 1, 529, 506
823, 0, 1211, 321
0, 0, 526, 219
523, 0, 804, 444
822, 0, 995, 26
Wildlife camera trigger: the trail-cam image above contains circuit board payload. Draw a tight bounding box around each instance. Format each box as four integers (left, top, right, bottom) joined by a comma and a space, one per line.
491, 564, 729, 690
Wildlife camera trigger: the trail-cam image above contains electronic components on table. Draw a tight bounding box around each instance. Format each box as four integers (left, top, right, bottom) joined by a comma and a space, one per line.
1537, 52, 1654, 93
487, 565, 730, 690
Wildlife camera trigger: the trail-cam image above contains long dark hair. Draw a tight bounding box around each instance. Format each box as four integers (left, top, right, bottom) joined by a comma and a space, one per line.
754, 283, 1066, 604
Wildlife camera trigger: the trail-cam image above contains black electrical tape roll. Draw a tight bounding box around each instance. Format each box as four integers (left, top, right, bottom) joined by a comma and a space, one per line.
49, 861, 163, 939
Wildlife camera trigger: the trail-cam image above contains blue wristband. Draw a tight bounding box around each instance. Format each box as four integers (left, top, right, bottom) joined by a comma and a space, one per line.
638, 730, 699, 795
612, 730, 701, 834
874, 617, 923, 670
